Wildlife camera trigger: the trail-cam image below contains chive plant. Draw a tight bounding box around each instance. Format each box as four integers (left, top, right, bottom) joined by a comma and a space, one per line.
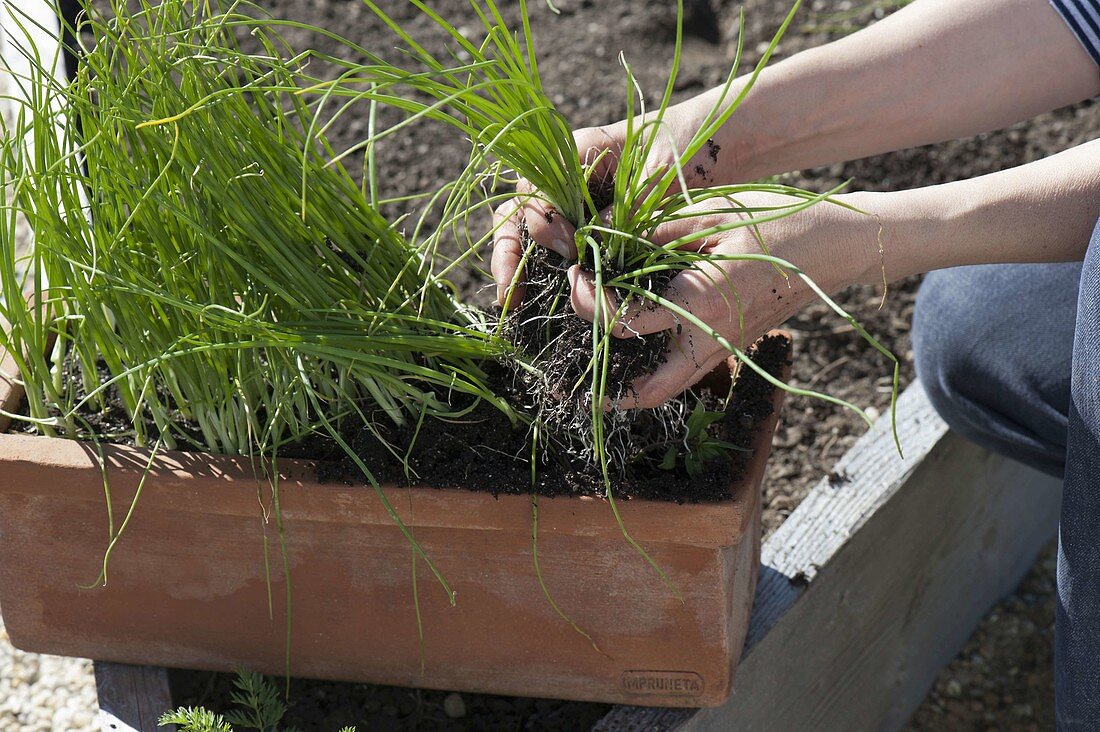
305, 0, 901, 598
1, 0, 510, 445
333, 0, 902, 479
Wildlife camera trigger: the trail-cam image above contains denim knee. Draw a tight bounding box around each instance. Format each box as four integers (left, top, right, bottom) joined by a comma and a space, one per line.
912, 264, 1078, 478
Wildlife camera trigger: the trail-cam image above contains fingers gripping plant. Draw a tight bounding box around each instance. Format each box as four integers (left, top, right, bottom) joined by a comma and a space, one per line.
316, 0, 902, 601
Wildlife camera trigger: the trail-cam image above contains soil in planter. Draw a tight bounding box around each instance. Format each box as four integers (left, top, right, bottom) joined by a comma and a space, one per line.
318, 332, 788, 502
504, 243, 671, 411
464, 170, 757, 501
17, 148, 784, 502
500, 174, 671, 413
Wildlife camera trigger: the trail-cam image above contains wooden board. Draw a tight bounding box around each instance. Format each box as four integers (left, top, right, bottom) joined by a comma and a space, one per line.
95, 663, 175, 732
596, 382, 1061, 731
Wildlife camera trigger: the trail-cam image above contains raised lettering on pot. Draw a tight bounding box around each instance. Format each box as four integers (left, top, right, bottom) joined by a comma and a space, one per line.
619, 671, 704, 697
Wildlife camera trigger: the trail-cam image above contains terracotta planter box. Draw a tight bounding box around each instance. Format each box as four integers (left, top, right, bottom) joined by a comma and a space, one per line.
0, 336, 788, 708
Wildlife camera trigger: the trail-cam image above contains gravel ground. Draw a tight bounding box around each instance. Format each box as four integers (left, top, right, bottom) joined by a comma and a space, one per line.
906, 543, 1058, 732
0, 614, 98, 731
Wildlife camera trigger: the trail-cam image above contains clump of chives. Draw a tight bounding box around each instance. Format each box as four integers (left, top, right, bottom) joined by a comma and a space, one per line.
1, 0, 512, 459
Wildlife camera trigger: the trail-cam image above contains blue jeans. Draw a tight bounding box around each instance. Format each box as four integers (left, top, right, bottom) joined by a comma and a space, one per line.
913, 220, 1100, 730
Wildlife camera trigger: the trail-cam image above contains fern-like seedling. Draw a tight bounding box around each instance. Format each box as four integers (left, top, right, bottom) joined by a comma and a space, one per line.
158, 707, 234, 732
158, 671, 360, 732
223, 670, 287, 732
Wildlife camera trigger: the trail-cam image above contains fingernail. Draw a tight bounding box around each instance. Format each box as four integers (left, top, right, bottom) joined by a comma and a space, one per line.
549, 238, 572, 258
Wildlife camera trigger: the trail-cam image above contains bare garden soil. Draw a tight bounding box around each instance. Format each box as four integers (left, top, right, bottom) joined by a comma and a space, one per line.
164, 0, 1098, 728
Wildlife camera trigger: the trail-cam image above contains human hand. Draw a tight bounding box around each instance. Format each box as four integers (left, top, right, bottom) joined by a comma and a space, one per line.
490, 125, 617, 307
564, 192, 877, 408
491, 101, 724, 307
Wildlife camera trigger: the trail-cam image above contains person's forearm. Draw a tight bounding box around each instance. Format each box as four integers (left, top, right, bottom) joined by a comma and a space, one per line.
838, 139, 1100, 285
694, 0, 1100, 181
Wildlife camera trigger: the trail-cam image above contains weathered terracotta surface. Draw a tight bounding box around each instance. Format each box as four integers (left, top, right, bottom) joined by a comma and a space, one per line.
0, 338, 788, 707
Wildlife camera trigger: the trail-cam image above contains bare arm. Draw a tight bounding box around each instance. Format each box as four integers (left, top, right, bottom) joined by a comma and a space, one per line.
496, 0, 1100, 304
491, 0, 1100, 407
847, 138, 1100, 284
579, 139, 1100, 407
627, 0, 1100, 183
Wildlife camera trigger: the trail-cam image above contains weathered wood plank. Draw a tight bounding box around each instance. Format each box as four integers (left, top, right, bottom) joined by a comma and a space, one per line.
597, 381, 1061, 731
95, 662, 175, 732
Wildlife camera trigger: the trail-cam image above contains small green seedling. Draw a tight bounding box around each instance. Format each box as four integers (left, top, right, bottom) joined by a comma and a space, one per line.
660, 399, 747, 479
158, 670, 356, 732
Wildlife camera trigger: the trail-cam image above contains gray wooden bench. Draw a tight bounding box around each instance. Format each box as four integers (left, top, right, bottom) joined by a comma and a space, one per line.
2, 4, 1062, 730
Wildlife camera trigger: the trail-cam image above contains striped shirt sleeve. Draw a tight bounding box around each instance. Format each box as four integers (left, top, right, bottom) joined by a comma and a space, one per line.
1050, 0, 1100, 67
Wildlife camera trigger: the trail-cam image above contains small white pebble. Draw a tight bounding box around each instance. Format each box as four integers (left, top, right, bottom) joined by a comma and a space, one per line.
443, 692, 467, 719
865, 406, 881, 422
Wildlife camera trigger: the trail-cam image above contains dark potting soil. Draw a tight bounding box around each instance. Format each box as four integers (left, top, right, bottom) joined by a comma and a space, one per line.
22, 332, 787, 503
503, 243, 670, 409
316, 332, 788, 503
19, 319, 783, 501
13, 353, 208, 448
501, 172, 670, 411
